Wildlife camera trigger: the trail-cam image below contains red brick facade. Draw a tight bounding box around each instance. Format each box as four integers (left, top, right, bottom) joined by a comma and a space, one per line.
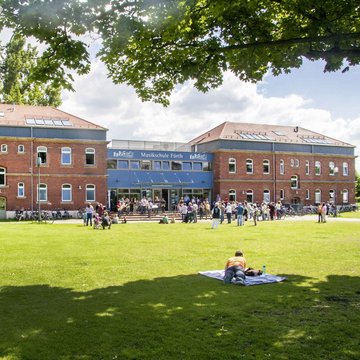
1, 138, 108, 212
0, 104, 108, 217
212, 150, 356, 205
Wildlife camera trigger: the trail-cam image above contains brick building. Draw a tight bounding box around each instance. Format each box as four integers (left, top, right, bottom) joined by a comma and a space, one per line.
189, 122, 356, 205
0, 104, 108, 218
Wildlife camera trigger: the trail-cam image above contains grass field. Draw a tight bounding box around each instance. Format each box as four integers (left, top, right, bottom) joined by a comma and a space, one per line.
0, 219, 359, 360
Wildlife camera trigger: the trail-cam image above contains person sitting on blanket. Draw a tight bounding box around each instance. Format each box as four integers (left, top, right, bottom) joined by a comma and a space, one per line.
223, 250, 247, 285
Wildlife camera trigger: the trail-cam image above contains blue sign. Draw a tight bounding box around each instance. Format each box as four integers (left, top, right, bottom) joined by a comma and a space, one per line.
108, 149, 212, 162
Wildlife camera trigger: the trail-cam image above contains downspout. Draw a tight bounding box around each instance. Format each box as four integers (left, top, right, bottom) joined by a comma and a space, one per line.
30, 127, 34, 212
272, 142, 276, 202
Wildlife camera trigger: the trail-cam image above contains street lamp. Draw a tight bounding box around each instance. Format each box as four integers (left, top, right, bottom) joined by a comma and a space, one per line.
37, 156, 42, 222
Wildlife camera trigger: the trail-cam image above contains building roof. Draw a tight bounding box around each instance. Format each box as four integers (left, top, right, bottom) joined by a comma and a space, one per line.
0, 103, 107, 131
188, 122, 354, 148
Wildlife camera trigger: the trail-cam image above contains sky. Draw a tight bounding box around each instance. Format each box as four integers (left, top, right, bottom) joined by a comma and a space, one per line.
59, 58, 360, 172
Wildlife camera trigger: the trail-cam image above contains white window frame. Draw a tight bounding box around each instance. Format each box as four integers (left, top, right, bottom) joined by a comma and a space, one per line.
263, 159, 270, 174
61, 147, 72, 165
305, 160, 310, 175
329, 162, 335, 176
86, 184, 96, 202
246, 159, 253, 174
305, 189, 310, 200
229, 189, 236, 202
37, 146, 47, 165
342, 162, 348, 176
61, 184, 72, 202
18, 144, 25, 153
315, 161, 321, 175
290, 175, 298, 189
1, 144, 8, 153
246, 189, 253, 203
228, 158, 236, 173
18, 182, 25, 197
279, 160, 284, 175
263, 189, 270, 203
37, 183, 47, 202
342, 189, 348, 203
85, 148, 95, 166
315, 189, 321, 204
0, 167, 6, 186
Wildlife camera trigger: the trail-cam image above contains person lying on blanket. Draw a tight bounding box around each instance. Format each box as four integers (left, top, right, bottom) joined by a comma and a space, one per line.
223, 250, 247, 285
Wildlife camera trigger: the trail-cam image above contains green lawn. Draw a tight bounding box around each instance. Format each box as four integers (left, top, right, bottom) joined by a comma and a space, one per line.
0, 220, 359, 360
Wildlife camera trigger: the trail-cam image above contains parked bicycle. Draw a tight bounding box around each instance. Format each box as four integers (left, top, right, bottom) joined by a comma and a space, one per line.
31, 210, 55, 224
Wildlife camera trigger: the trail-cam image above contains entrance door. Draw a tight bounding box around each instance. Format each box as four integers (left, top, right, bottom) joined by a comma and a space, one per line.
0, 196, 6, 219
161, 189, 169, 210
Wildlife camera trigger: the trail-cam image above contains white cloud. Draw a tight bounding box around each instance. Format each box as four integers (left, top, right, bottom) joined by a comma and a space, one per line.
58, 61, 360, 173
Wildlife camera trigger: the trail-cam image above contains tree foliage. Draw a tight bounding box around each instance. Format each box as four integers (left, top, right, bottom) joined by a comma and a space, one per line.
0, 32, 62, 106
1, 0, 359, 105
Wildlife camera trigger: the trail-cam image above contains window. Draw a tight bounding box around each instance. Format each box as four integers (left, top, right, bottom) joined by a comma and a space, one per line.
315, 161, 321, 175
107, 160, 117, 169
228, 158, 236, 173
279, 189, 284, 201
263, 159, 270, 174
86, 184, 95, 202
305, 160, 310, 175
306, 189, 310, 200
263, 189, 270, 203
342, 162, 348, 176
182, 162, 192, 171
141, 160, 151, 170
290, 175, 298, 189
153, 161, 161, 170
342, 189, 348, 203
203, 162, 212, 171
18, 145, 25, 153
37, 146, 47, 164
329, 162, 335, 176
163, 161, 170, 170
229, 189, 236, 202
37, 183, 47, 202
0, 167, 6, 186
246, 159, 253, 174
290, 159, 294, 167
1, 144, 7, 153
294, 159, 300, 167
279, 160, 284, 175
18, 182, 25, 197
62, 184, 72, 202
246, 190, 253, 203
61, 147, 72, 165
329, 190, 335, 201
171, 161, 182, 170
193, 162, 202, 171
315, 189, 321, 204
85, 148, 95, 165
118, 160, 129, 169
130, 160, 140, 169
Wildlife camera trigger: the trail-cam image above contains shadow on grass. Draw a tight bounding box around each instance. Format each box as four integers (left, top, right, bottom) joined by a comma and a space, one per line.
0, 273, 359, 360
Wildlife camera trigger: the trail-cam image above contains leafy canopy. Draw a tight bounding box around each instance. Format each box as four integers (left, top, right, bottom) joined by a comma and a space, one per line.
0, 32, 62, 106
1, 0, 359, 105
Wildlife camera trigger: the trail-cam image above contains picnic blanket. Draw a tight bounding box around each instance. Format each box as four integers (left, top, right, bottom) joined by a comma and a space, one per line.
198, 270, 286, 286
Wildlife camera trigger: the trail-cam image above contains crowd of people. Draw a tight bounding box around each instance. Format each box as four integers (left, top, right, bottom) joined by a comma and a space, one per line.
176, 197, 290, 227
84, 195, 335, 229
